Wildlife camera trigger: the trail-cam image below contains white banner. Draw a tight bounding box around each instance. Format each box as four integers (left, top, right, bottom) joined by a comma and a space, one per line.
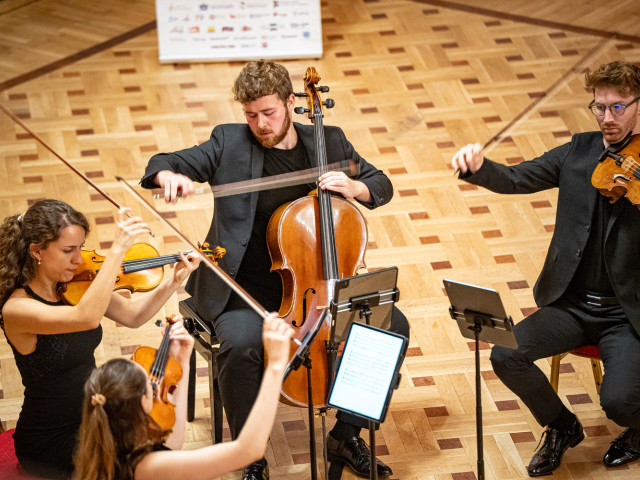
155, 0, 323, 63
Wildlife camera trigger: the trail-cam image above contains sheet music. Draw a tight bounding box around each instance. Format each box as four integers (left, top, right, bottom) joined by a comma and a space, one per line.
328, 323, 403, 421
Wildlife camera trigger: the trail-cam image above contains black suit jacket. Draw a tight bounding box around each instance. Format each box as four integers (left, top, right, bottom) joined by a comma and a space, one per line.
141, 122, 393, 322
463, 132, 640, 334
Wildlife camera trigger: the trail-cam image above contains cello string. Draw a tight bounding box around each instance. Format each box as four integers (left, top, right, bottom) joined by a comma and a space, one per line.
116, 176, 269, 319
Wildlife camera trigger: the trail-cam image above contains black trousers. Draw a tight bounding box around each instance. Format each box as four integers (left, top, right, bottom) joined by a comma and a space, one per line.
490, 293, 640, 429
214, 293, 410, 438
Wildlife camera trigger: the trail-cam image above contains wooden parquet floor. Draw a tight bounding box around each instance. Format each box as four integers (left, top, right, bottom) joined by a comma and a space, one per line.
1, 1, 640, 479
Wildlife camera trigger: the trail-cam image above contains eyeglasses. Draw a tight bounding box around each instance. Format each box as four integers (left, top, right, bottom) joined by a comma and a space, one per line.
588, 96, 640, 117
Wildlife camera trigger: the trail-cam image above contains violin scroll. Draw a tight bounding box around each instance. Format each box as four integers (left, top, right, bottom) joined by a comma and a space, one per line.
198, 242, 226, 264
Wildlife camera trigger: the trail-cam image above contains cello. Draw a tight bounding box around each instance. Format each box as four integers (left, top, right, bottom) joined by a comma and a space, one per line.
267, 67, 369, 408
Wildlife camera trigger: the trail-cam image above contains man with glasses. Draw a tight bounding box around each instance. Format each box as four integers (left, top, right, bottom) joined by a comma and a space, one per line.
451, 60, 640, 477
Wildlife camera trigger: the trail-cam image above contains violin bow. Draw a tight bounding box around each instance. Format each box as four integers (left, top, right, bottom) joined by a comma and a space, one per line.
117, 176, 269, 319
480, 35, 616, 156
0, 102, 153, 235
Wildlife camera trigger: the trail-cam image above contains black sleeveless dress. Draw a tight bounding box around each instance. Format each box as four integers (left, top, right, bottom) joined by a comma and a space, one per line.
1, 286, 102, 479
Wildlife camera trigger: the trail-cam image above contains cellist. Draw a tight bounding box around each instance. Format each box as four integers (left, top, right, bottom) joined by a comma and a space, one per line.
140, 60, 410, 480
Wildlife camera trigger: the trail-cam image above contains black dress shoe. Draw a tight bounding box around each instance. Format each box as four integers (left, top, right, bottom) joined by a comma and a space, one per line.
527, 418, 584, 477
327, 434, 393, 478
603, 428, 640, 467
242, 459, 269, 480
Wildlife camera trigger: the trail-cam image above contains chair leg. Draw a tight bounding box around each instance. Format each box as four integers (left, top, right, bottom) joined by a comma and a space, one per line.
549, 354, 562, 393
212, 359, 223, 444
187, 349, 196, 423
590, 358, 603, 395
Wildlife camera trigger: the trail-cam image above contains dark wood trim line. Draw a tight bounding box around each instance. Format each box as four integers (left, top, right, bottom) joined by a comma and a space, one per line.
412, 0, 640, 44
0, 20, 157, 92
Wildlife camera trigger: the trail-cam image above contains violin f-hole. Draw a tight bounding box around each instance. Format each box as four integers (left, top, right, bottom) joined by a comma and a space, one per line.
613, 174, 631, 184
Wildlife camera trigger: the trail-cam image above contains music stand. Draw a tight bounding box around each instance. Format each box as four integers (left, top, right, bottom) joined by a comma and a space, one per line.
330, 267, 399, 341
284, 308, 331, 480
328, 267, 401, 480
443, 279, 517, 480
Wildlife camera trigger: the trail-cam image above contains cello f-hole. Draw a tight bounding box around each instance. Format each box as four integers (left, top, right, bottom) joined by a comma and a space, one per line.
294, 287, 317, 328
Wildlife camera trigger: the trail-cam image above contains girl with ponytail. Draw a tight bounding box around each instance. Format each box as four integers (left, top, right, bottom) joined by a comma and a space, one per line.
74, 313, 292, 480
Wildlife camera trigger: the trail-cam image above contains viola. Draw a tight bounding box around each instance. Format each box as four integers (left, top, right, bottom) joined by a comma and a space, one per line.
60, 242, 226, 305
132, 315, 182, 433
591, 133, 640, 209
267, 67, 368, 408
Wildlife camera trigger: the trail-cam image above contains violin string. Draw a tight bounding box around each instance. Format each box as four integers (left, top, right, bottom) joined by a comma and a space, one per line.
154, 323, 174, 381
151, 336, 169, 379
122, 253, 182, 272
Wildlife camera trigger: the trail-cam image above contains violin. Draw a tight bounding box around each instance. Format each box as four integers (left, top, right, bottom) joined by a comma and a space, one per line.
268, 67, 368, 408
591, 133, 640, 209
60, 242, 226, 305
132, 315, 182, 433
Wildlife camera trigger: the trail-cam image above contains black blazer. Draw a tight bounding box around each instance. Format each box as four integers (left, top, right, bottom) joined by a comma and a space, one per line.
463, 132, 640, 334
141, 122, 393, 322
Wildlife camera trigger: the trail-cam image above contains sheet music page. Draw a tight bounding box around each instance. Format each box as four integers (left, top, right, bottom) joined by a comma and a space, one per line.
329, 323, 403, 421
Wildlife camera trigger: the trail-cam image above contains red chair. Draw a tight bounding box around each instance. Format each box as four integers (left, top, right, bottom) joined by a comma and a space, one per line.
0, 429, 39, 479
549, 345, 603, 394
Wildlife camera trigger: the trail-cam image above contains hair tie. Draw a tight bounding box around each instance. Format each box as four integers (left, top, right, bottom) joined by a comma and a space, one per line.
91, 393, 106, 407
16, 212, 25, 224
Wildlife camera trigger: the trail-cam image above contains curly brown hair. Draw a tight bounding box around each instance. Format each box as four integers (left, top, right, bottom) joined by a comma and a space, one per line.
584, 61, 640, 97
232, 59, 294, 105
0, 199, 89, 312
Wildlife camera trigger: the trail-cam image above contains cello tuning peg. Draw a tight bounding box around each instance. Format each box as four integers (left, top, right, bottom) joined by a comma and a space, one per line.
294, 92, 307, 97
318, 86, 330, 93
294, 107, 309, 114
323, 99, 335, 109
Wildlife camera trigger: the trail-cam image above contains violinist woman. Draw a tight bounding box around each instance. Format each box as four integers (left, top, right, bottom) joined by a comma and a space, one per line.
73, 313, 292, 480
0, 199, 200, 478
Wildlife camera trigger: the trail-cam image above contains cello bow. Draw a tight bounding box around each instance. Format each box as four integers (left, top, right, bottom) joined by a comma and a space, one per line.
117, 176, 270, 319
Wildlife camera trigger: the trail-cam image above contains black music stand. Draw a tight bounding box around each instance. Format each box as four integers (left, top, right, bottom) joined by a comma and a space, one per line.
443, 279, 517, 480
328, 267, 401, 480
